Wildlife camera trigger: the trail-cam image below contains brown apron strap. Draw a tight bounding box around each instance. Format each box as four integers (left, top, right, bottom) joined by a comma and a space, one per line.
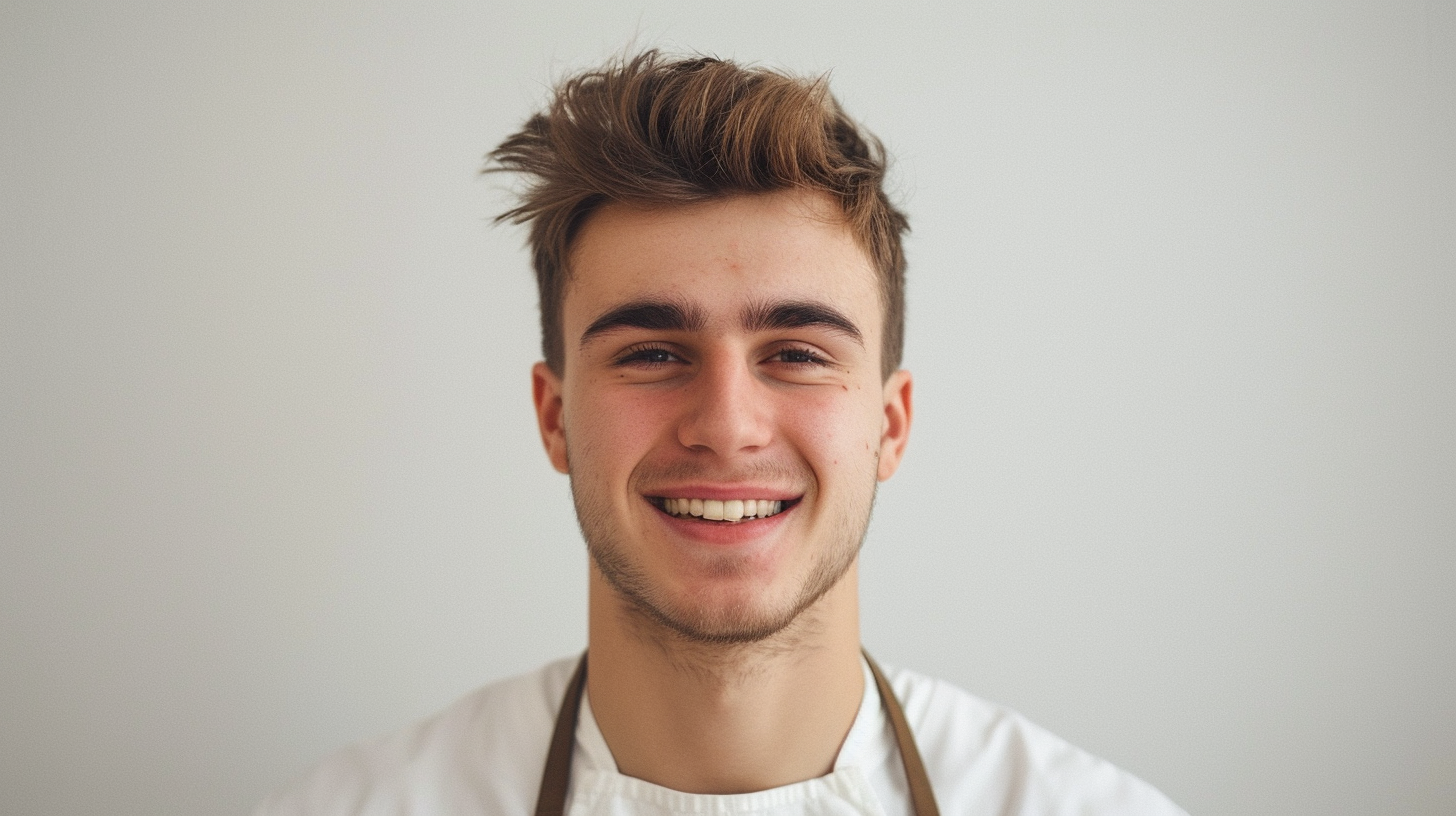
533, 650, 941, 816
863, 651, 941, 816
534, 653, 587, 816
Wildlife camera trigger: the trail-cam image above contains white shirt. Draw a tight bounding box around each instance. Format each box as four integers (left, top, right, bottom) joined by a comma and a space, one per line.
255, 657, 1188, 816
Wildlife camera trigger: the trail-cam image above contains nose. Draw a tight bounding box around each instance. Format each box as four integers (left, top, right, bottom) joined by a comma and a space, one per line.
676, 353, 773, 455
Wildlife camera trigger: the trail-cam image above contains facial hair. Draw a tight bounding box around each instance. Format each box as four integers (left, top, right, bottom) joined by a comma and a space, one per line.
569, 458, 877, 645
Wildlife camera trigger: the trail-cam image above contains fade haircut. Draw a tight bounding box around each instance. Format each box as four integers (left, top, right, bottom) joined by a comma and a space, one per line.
487, 51, 910, 379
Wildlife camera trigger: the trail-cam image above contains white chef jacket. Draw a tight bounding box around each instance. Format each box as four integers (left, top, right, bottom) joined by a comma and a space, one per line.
254, 656, 1187, 816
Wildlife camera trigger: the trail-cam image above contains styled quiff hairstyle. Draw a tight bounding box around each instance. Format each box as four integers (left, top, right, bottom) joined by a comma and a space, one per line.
488, 51, 909, 379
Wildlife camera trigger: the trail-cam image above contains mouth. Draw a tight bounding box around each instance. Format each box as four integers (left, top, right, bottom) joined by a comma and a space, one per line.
648, 496, 797, 523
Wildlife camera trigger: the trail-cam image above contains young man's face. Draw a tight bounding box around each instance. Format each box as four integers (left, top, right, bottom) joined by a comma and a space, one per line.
532, 190, 912, 643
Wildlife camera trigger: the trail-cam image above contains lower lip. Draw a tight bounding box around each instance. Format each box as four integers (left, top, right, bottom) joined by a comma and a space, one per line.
651, 501, 795, 546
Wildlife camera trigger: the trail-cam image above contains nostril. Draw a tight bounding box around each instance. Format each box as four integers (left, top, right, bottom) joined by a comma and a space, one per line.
676, 388, 774, 453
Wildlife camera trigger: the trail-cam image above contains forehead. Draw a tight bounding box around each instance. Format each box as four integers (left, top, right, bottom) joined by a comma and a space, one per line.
563, 190, 880, 334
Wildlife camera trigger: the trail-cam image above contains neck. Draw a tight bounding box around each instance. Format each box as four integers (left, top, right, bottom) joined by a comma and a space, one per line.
585, 562, 865, 793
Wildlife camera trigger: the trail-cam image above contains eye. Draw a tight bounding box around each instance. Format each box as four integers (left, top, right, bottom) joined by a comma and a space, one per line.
768, 345, 831, 366
614, 345, 684, 368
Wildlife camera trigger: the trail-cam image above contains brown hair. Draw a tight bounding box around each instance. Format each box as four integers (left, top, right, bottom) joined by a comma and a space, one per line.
487, 50, 909, 379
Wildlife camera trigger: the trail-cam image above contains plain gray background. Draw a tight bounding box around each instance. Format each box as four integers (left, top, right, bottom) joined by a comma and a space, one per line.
3, 1, 1453, 814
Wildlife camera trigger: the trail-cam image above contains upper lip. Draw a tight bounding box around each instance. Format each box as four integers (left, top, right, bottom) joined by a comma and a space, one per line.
642, 484, 803, 501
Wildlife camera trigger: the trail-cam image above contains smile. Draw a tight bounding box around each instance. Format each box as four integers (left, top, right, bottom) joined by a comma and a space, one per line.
651, 497, 790, 522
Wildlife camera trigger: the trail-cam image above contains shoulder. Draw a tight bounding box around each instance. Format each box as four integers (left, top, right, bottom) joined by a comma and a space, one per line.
881, 664, 1189, 816
252, 657, 578, 816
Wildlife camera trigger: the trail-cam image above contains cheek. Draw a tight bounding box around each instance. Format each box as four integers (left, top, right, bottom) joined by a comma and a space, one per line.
775, 389, 884, 470
565, 386, 675, 471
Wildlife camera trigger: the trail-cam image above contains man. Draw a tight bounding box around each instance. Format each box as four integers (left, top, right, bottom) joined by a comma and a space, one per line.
256, 51, 1187, 815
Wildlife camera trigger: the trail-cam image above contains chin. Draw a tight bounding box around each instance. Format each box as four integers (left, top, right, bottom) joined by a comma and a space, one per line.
656, 586, 809, 644
592, 546, 852, 646
574, 476, 870, 646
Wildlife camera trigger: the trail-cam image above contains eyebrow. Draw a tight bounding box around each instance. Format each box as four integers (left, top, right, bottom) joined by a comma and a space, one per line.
740, 299, 864, 346
580, 298, 707, 346
578, 296, 865, 348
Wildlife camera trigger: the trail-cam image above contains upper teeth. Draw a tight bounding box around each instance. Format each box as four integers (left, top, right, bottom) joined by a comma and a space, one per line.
661, 498, 784, 521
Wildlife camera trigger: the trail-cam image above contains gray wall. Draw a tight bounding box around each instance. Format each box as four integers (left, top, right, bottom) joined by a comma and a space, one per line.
3, 2, 1453, 814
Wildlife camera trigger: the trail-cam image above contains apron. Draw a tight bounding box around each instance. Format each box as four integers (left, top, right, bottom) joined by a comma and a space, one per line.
533, 651, 940, 816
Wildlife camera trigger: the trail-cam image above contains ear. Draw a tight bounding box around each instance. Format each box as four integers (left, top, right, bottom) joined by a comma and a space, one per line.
532, 361, 569, 474
876, 369, 913, 481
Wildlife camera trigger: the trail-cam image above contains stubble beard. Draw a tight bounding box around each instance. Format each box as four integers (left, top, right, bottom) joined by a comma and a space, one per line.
570, 471, 876, 647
